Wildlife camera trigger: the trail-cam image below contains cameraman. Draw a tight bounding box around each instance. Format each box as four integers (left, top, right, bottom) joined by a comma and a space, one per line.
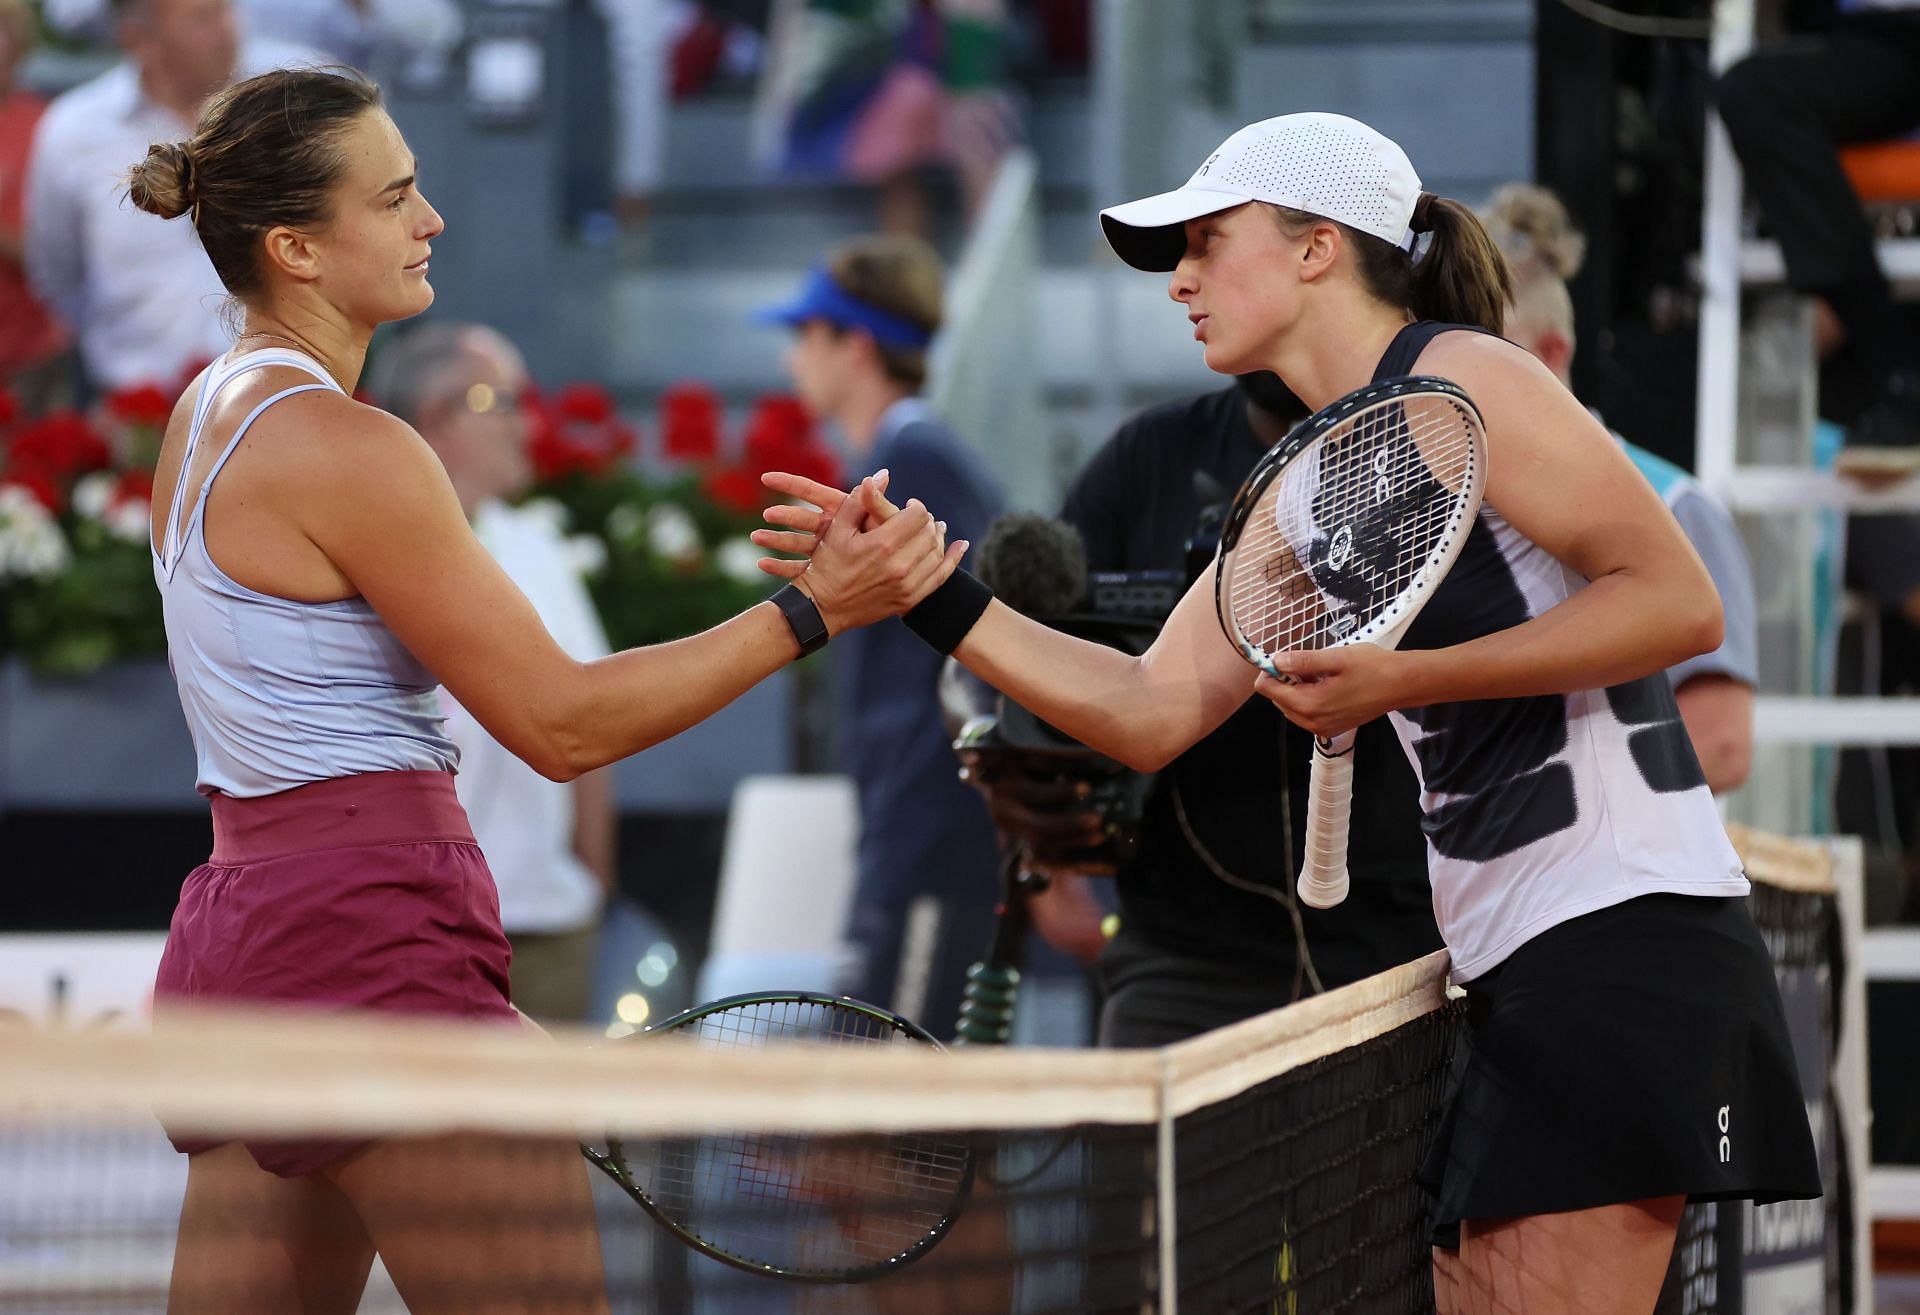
979, 371, 1442, 1048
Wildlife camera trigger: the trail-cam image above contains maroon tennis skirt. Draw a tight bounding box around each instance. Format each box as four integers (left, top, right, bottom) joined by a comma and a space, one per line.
154, 770, 518, 1176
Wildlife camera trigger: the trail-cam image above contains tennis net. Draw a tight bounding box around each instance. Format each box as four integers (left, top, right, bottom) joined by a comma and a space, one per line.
0, 950, 1455, 1314
0, 825, 1856, 1314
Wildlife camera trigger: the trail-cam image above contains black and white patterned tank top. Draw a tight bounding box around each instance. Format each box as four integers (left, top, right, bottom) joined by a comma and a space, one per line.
1371, 322, 1746, 981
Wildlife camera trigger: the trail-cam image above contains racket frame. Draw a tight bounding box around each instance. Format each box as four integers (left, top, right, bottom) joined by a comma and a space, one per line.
580, 990, 976, 1284
1215, 374, 1488, 674
1213, 375, 1489, 907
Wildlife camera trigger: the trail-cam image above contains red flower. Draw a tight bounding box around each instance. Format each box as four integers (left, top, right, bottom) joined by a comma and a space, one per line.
703, 466, 767, 516
529, 426, 613, 482
660, 382, 722, 462
741, 395, 813, 455
555, 383, 616, 425
104, 384, 176, 430
740, 394, 841, 490
776, 442, 843, 493
7, 411, 112, 481
113, 468, 155, 507
524, 383, 637, 480
3, 469, 62, 513
0, 387, 18, 434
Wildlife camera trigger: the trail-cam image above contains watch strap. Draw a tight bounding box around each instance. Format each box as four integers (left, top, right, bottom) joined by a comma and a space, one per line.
771, 583, 830, 656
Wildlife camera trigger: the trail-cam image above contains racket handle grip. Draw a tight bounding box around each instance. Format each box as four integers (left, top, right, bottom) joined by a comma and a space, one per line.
1299, 730, 1356, 909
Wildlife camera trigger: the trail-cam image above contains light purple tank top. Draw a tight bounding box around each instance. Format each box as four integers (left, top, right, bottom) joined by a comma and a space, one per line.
151, 347, 458, 797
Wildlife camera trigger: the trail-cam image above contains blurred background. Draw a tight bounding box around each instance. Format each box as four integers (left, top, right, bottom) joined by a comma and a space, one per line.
1, 0, 1919, 1303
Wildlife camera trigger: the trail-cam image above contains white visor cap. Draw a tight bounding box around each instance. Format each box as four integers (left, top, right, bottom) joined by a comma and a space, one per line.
1100, 112, 1424, 273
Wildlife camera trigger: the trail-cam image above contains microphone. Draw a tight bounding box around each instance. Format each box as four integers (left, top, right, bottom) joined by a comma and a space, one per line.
974, 513, 1089, 619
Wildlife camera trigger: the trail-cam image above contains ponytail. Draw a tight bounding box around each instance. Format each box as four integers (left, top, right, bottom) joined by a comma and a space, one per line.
1272, 192, 1512, 335
1406, 194, 1511, 335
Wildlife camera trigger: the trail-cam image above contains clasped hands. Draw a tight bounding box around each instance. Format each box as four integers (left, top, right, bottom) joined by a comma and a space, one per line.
750, 470, 968, 634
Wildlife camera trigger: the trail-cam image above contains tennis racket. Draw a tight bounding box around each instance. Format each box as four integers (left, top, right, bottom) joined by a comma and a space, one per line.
1215, 375, 1488, 909
580, 991, 975, 1283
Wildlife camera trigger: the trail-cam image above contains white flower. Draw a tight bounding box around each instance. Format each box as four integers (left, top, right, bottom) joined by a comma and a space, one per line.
646, 503, 701, 563
105, 499, 152, 544
71, 471, 117, 520
519, 497, 571, 534
0, 483, 46, 518
0, 511, 71, 581
605, 503, 644, 544
567, 533, 608, 577
716, 537, 765, 585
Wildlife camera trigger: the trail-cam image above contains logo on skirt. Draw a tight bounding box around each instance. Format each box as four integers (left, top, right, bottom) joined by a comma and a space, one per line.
1718, 1105, 1732, 1163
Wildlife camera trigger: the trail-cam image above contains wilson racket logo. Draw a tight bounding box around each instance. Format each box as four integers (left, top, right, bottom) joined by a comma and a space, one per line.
1327, 525, 1354, 572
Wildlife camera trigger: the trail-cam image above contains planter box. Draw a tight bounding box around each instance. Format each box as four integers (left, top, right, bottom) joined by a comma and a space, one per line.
1, 658, 198, 812
1, 658, 794, 815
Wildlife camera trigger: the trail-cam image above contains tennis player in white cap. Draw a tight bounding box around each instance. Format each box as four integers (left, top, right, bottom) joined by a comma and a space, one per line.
758, 112, 1819, 1314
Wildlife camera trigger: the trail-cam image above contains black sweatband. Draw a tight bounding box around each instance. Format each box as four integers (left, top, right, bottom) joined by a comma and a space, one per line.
902, 569, 993, 655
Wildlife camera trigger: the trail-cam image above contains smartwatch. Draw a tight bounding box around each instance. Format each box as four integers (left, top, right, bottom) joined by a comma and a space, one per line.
771, 583, 829, 656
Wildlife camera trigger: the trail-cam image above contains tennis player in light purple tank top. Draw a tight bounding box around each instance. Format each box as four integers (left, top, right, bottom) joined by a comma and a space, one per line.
133, 66, 966, 1312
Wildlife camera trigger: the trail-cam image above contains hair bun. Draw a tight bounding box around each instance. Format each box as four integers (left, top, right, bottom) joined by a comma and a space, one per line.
126, 141, 196, 221
1480, 183, 1585, 281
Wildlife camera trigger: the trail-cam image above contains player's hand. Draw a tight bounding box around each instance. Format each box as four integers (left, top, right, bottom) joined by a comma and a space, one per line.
769, 475, 968, 633
751, 470, 898, 567
1253, 643, 1411, 737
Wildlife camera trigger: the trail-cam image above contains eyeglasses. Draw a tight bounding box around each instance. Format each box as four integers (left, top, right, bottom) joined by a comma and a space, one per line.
442, 383, 526, 417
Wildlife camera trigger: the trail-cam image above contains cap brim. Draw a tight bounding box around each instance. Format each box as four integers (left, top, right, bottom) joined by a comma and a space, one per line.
752, 301, 807, 329
1099, 186, 1247, 272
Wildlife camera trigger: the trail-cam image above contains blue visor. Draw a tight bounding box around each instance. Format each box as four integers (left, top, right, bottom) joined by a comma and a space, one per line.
754, 265, 937, 350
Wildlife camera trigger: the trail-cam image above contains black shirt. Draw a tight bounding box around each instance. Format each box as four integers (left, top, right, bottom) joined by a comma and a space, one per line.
1060, 387, 1441, 985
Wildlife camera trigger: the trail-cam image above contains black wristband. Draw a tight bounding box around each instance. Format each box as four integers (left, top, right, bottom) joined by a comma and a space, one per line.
902, 568, 993, 656
771, 583, 829, 656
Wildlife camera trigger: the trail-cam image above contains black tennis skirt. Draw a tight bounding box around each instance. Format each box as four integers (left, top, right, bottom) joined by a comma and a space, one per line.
1421, 892, 1822, 1242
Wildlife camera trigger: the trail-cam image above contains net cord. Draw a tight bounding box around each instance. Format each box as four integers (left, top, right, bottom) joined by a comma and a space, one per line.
0, 955, 1452, 1141
0, 830, 1825, 1142
1725, 821, 1835, 893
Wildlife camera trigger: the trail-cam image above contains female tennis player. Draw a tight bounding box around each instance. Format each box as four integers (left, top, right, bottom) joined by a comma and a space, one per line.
755, 112, 1820, 1314
131, 68, 959, 1314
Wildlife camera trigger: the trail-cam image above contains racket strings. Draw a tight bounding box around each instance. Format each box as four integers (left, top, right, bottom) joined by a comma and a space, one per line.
614, 999, 973, 1275
1226, 397, 1480, 658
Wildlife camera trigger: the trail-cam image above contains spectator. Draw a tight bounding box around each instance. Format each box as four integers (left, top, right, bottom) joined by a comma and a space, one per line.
0, 0, 65, 405
595, 0, 676, 238
1486, 182, 1759, 793
371, 321, 618, 1027
754, 0, 1022, 236
23, 0, 318, 392
237, 0, 461, 77
1715, 4, 1920, 479
757, 233, 1004, 1037
36, 0, 460, 71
